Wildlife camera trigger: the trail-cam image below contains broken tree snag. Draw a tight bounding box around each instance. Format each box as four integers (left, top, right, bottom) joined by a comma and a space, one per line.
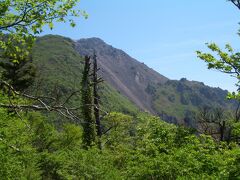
93, 53, 102, 139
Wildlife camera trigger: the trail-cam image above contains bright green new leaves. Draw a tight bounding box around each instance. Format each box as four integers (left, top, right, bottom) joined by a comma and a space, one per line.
102, 112, 134, 149
0, 0, 85, 34
197, 43, 240, 75
0, 0, 85, 63
0, 109, 40, 179
197, 43, 240, 98
125, 114, 240, 179
0, 103, 240, 179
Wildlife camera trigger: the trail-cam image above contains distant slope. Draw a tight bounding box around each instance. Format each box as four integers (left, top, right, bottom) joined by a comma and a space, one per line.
30, 35, 139, 120
75, 38, 236, 125
152, 78, 236, 125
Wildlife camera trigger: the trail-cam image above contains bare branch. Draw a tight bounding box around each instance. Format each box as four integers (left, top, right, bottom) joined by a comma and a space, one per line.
230, 0, 240, 10
61, 90, 80, 106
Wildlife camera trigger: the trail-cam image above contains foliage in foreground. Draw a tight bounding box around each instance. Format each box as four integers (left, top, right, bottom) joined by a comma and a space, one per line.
0, 99, 240, 179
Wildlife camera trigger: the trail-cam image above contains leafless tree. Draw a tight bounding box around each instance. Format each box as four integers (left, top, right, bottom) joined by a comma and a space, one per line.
197, 106, 227, 141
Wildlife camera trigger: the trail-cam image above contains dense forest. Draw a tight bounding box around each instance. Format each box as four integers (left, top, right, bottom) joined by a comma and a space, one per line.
0, 0, 240, 179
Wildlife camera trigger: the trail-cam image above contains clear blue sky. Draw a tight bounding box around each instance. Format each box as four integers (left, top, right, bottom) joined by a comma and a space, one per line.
43, 0, 239, 91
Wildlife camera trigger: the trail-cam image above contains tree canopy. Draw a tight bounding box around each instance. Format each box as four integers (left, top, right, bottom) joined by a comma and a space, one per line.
197, 0, 240, 100
197, 43, 240, 99
0, 0, 87, 63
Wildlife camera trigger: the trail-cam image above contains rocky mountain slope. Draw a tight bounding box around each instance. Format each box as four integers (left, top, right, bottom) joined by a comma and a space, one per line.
75, 37, 236, 125
75, 38, 168, 113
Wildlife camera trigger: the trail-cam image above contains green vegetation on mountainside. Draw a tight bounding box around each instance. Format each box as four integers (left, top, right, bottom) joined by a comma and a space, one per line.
1, 94, 240, 179
30, 35, 138, 118
100, 83, 139, 115
148, 78, 236, 125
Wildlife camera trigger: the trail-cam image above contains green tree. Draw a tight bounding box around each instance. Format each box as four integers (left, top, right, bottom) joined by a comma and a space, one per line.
0, 55, 36, 91
124, 113, 240, 179
0, 105, 41, 179
0, 0, 87, 63
0, 0, 88, 123
197, 43, 240, 93
0, 0, 86, 91
196, 0, 240, 144
196, 1, 240, 99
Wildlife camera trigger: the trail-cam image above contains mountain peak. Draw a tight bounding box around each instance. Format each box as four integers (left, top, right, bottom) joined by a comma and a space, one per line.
77, 37, 106, 45
75, 37, 120, 57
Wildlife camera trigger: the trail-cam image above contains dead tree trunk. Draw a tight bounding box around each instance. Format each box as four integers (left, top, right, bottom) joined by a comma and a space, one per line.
92, 53, 103, 148
219, 121, 226, 142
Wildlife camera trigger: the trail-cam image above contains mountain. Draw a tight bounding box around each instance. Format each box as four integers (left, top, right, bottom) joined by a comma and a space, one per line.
30, 35, 139, 123
30, 35, 236, 126
75, 37, 236, 125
